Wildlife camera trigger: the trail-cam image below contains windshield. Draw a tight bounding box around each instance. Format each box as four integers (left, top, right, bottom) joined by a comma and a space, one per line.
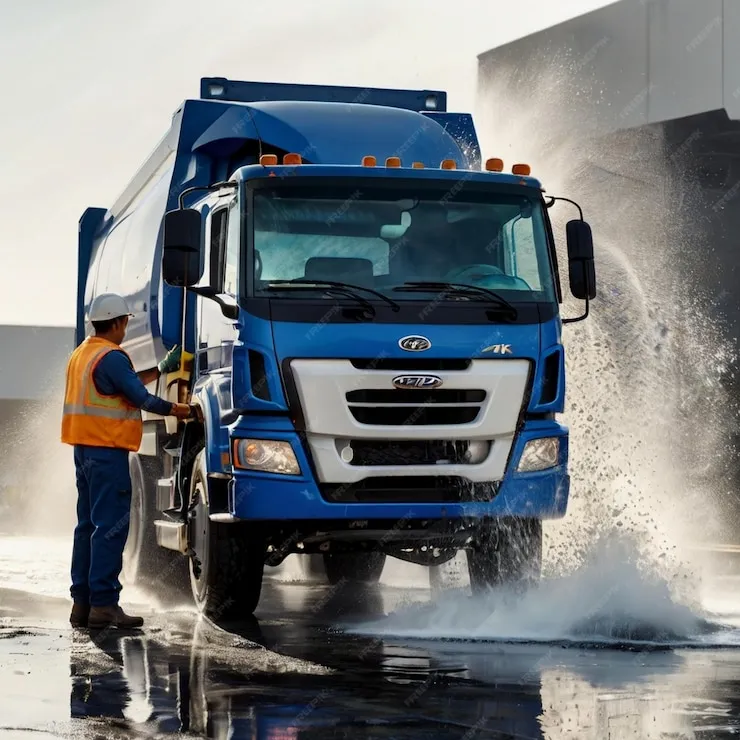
250, 184, 556, 303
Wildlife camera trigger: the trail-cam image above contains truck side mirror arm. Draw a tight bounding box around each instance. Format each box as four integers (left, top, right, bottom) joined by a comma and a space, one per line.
562, 297, 591, 325
187, 285, 240, 320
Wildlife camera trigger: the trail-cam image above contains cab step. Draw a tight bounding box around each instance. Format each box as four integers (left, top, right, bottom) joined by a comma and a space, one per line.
154, 520, 188, 553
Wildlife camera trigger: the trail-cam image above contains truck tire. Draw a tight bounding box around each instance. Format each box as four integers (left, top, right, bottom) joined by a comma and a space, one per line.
188, 450, 266, 620
467, 518, 542, 594
122, 454, 190, 598
322, 552, 386, 585
121, 453, 147, 586
122, 454, 163, 585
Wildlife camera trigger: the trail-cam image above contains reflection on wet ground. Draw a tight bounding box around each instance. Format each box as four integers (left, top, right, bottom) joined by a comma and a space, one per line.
5, 570, 740, 738
69, 584, 555, 739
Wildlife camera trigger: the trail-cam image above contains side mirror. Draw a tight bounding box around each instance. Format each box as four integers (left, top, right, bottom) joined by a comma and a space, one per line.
566, 219, 596, 301
162, 209, 203, 287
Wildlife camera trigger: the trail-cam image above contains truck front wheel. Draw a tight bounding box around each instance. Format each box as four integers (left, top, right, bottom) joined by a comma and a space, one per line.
467, 518, 542, 594
322, 552, 386, 585
188, 451, 266, 620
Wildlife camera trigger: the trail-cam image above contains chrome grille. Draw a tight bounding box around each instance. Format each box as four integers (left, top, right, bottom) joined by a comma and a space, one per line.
345, 388, 487, 426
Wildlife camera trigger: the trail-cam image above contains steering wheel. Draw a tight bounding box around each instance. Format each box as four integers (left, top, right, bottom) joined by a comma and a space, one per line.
443, 264, 505, 282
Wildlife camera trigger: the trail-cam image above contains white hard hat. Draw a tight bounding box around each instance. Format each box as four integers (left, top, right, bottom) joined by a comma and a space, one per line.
89, 293, 134, 322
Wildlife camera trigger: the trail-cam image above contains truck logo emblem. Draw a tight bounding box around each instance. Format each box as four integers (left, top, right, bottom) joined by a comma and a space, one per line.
392, 374, 443, 389
482, 344, 513, 355
399, 335, 431, 352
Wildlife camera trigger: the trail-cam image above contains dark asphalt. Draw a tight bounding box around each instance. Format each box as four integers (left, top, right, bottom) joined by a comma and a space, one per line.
4, 568, 740, 739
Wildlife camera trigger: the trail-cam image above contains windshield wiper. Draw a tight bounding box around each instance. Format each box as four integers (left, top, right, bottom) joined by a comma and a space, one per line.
392, 282, 518, 319
262, 282, 379, 320
265, 279, 400, 312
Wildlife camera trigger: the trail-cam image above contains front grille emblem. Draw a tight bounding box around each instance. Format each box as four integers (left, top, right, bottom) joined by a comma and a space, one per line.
398, 335, 431, 352
392, 374, 443, 389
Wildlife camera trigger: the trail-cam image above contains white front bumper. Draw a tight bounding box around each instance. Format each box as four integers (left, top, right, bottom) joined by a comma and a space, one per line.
289, 359, 530, 483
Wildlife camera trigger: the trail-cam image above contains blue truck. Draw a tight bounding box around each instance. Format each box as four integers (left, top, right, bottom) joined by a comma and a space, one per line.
77, 77, 596, 618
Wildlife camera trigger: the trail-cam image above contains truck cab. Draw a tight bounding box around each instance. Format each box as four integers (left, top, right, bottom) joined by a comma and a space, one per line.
78, 78, 595, 618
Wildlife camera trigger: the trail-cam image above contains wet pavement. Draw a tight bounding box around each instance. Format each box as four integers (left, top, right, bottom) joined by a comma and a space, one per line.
5, 543, 740, 738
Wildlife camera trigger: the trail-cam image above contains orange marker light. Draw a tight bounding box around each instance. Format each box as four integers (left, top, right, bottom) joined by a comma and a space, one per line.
440, 159, 457, 170
412, 161, 425, 169
485, 158, 504, 172
362, 155, 377, 167
386, 156, 402, 168
512, 163, 531, 176
260, 154, 278, 166
283, 153, 302, 165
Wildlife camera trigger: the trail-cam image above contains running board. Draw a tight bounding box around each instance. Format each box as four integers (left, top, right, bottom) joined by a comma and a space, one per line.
154, 520, 188, 554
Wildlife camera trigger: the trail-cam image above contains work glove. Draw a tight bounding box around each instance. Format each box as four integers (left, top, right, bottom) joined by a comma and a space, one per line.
158, 345, 182, 374
171, 403, 200, 420
171, 403, 192, 419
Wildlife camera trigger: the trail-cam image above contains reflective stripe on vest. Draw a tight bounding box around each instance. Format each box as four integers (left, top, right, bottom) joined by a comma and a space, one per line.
62, 403, 141, 420
61, 337, 143, 451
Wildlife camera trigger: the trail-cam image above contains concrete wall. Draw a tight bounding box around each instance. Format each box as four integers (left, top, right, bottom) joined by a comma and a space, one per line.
0, 326, 76, 531
0, 325, 74, 486
0, 326, 74, 402
478, 0, 740, 131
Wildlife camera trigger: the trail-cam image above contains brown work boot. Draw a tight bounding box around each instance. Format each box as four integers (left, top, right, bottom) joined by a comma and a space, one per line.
69, 602, 90, 628
88, 605, 144, 630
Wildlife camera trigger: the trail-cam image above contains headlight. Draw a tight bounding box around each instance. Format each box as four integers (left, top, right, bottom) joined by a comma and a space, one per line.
516, 437, 560, 472
232, 439, 300, 475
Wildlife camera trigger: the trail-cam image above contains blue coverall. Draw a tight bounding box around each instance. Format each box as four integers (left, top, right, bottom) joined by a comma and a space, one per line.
70, 351, 172, 607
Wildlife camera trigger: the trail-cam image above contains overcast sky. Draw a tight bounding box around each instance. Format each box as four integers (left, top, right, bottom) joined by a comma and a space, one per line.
0, 0, 612, 326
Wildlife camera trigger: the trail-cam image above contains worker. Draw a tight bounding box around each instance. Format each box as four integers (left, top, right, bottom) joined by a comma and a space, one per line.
61, 293, 193, 630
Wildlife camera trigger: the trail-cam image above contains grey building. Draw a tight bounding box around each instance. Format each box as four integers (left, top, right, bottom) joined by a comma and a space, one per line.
0, 325, 75, 448
0, 325, 76, 532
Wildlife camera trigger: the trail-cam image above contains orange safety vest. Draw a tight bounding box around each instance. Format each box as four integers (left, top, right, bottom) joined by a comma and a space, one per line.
61, 336, 143, 451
